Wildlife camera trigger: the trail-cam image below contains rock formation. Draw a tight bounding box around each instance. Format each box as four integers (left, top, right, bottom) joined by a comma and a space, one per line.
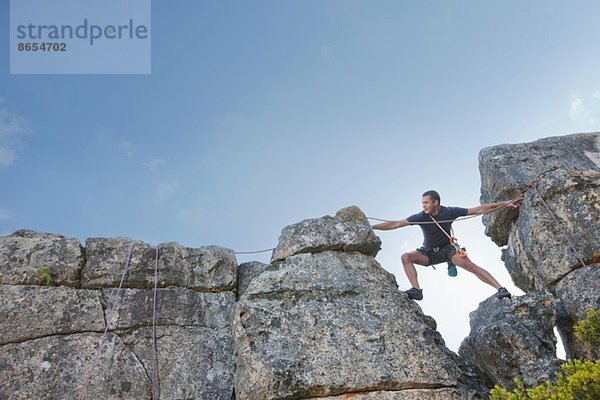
459, 292, 562, 389
478, 132, 600, 360
0, 133, 598, 399
0, 208, 488, 400
270, 206, 382, 262
0, 232, 237, 400
234, 206, 485, 399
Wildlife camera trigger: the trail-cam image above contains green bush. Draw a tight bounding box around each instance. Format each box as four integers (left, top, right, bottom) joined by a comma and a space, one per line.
489, 359, 600, 400
574, 309, 600, 348
490, 309, 600, 399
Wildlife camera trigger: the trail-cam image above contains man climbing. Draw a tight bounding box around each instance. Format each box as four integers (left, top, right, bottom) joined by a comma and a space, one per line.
372, 190, 519, 301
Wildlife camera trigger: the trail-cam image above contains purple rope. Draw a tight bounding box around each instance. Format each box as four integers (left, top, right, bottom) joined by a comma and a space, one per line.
151, 245, 159, 399
79, 241, 135, 400
532, 181, 587, 270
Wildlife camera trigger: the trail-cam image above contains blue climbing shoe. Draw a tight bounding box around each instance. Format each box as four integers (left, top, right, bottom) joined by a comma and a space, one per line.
447, 261, 457, 277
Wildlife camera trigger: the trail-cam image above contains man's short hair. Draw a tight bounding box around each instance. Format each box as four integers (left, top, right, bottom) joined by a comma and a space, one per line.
422, 190, 441, 204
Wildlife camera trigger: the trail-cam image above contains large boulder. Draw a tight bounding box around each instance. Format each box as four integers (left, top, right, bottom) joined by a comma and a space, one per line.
479, 132, 600, 246
235, 226, 486, 400
459, 292, 562, 389
82, 238, 237, 291
271, 205, 381, 262
0, 230, 84, 286
479, 133, 600, 364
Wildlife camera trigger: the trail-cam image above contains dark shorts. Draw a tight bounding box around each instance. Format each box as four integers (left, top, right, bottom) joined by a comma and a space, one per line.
417, 244, 457, 266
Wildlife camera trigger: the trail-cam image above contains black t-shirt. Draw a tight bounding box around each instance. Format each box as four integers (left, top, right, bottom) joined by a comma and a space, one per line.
407, 206, 468, 249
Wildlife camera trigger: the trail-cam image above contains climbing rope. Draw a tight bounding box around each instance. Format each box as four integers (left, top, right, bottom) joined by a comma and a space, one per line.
530, 180, 588, 270
151, 245, 159, 400
234, 247, 276, 255
79, 241, 135, 400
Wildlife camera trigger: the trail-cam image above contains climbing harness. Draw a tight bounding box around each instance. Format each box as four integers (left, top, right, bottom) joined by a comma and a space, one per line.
79, 242, 135, 400
427, 214, 466, 277
428, 214, 467, 258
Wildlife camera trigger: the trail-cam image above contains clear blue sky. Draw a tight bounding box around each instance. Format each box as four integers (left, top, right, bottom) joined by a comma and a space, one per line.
2, 1, 599, 353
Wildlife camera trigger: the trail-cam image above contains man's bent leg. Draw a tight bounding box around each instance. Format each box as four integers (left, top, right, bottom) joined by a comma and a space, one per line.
401, 250, 430, 289
451, 255, 501, 289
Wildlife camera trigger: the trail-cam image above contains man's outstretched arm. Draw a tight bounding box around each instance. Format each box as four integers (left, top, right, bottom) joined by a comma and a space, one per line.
467, 197, 522, 215
372, 219, 410, 231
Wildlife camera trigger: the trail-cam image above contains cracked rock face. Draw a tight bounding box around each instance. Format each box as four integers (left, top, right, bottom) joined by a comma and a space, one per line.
0, 233, 237, 400
235, 224, 485, 400
102, 287, 234, 330
459, 292, 562, 390
0, 333, 150, 400
122, 325, 235, 399
82, 238, 237, 291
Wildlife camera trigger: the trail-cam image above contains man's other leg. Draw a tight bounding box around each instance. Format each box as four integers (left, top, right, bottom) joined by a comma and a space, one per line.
451, 255, 501, 289
401, 250, 430, 289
